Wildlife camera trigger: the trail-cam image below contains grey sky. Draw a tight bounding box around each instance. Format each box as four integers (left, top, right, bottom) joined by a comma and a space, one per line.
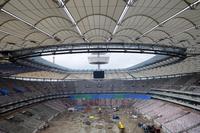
42, 53, 155, 70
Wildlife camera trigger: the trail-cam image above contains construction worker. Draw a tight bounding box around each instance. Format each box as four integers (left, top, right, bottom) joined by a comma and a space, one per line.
98, 107, 102, 113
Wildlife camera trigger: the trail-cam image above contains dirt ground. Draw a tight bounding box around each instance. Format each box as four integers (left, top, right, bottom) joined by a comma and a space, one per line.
39, 107, 151, 133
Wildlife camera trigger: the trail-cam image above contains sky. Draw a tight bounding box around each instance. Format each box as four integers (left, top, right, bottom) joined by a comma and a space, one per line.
42, 53, 155, 70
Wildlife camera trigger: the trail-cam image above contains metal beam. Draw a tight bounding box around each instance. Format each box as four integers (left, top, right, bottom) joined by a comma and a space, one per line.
137, 0, 200, 39
1, 9, 56, 39
106, 0, 137, 42
4, 42, 187, 60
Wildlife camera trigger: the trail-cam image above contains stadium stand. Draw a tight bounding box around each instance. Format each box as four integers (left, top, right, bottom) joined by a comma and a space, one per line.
133, 99, 200, 133
0, 100, 68, 133
0, 75, 200, 133
0, 73, 199, 115
13, 71, 67, 80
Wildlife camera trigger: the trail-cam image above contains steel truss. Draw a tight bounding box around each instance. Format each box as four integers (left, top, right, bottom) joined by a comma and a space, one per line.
3, 42, 187, 60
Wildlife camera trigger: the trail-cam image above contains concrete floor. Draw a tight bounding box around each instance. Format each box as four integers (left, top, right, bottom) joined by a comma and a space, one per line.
39, 107, 147, 133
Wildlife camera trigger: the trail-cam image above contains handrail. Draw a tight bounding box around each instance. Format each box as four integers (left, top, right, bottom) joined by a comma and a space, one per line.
3, 72, 199, 82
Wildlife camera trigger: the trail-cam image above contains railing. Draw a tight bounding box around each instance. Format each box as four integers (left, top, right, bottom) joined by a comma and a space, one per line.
3, 72, 198, 82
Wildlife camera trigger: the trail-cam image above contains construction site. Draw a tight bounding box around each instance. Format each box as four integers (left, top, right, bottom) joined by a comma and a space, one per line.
39, 101, 162, 133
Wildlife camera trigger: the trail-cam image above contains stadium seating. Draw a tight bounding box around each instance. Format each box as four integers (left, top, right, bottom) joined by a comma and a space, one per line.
0, 74, 199, 132
0, 74, 199, 113
133, 99, 200, 133
187, 126, 200, 133
0, 100, 68, 133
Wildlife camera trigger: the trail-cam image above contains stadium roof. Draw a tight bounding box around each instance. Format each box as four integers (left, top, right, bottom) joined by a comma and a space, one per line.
0, 0, 200, 79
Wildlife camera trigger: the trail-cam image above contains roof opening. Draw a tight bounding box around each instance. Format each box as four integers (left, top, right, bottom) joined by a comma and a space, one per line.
42, 53, 155, 70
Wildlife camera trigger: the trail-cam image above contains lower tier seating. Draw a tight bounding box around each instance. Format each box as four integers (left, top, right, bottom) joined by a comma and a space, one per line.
0, 99, 68, 133
133, 99, 200, 133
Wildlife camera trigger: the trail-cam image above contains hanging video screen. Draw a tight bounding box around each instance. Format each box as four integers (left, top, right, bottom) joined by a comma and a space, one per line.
93, 71, 104, 79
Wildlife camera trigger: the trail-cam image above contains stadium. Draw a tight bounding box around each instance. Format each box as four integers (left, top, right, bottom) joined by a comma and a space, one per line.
0, 0, 200, 133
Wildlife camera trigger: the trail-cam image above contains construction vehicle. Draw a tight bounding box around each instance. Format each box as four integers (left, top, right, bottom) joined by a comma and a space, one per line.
118, 121, 125, 133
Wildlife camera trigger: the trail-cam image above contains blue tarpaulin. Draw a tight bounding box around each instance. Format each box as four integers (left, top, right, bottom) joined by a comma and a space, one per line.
0, 88, 9, 95
70, 93, 151, 100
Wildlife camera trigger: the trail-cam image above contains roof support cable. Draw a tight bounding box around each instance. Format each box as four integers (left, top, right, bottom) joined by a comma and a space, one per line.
1, 8, 56, 40
136, 0, 200, 40
107, 0, 137, 41
57, 0, 89, 42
